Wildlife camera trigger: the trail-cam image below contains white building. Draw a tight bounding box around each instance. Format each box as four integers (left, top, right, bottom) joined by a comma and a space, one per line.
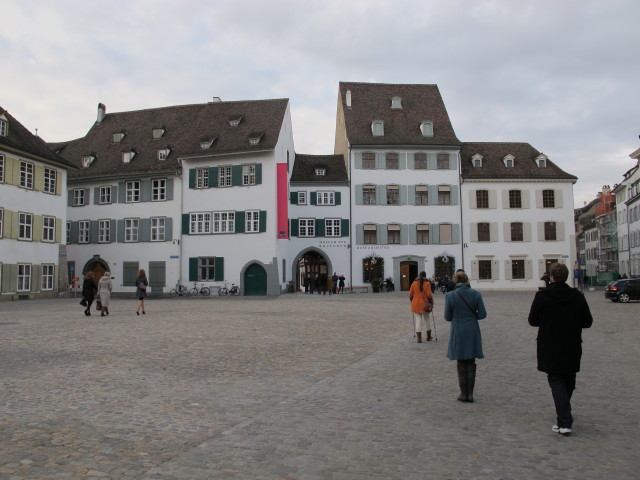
612, 147, 640, 277
1, 106, 75, 300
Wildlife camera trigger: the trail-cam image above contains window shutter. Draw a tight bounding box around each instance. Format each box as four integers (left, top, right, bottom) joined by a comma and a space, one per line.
376, 153, 384, 169
356, 224, 364, 244
235, 211, 245, 233
189, 258, 198, 281
214, 257, 224, 281
537, 222, 544, 240
557, 221, 565, 240
167, 178, 174, 200
377, 185, 385, 205
182, 214, 190, 234
407, 153, 415, 169
108, 219, 116, 243
535, 190, 543, 208
84, 188, 90, 204
189, 169, 196, 189
471, 260, 479, 280
432, 224, 440, 244
310, 192, 317, 205
67, 190, 74, 206
90, 221, 99, 243
141, 180, 151, 202
400, 224, 408, 244
255, 163, 262, 184
489, 190, 497, 209
290, 192, 298, 204
341, 219, 349, 237
469, 190, 477, 209
490, 223, 498, 242
470, 223, 478, 242
408, 185, 416, 205
55, 218, 61, 243
502, 190, 509, 208
355, 185, 363, 204
93, 187, 100, 204
32, 264, 41, 292
429, 185, 438, 205
354, 152, 362, 169
209, 167, 218, 188
122, 262, 139, 286
503, 223, 510, 241
335, 192, 341, 205
522, 190, 531, 209
70, 221, 79, 244
259, 210, 266, 232
379, 225, 388, 244
453, 224, 461, 244
524, 222, 532, 242
556, 190, 563, 208
165, 217, 173, 241
408, 224, 416, 244
33, 215, 42, 241
118, 182, 126, 203
232, 165, 242, 186
116, 219, 125, 243
315, 218, 325, 237
290, 219, 299, 237
525, 260, 533, 279
427, 154, 437, 170
399, 152, 407, 169
149, 261, 166, 287
140, 218, 151, 242
449, 154, 458, 170
400, 185, 408, 205
451, 185, 459, 205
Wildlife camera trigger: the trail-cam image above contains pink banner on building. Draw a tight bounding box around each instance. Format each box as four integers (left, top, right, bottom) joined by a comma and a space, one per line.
277, 163, 289, 239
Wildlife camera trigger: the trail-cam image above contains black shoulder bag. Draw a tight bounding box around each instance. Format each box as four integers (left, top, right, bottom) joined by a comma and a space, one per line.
455, 291, 479, 318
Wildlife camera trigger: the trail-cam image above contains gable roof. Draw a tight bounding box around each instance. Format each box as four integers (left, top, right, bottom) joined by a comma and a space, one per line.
53, 99, 289, 180
0, 106, 76, 168
460, 142, 577, 182
290, 154, 348, 183
338, 82, 461, 147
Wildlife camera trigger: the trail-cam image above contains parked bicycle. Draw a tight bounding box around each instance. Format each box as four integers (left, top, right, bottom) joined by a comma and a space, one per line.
190, 281, 210, 296
218, 281, 240, 296
170, 284, 191, 297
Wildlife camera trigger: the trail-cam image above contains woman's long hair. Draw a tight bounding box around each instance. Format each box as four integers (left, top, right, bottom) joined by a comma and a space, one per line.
137, 269, 146, 278
418, 271, 427, 292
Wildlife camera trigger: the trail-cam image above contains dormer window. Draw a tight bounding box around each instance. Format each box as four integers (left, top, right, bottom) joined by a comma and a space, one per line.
152, 127, 166, 139
82, 155, 95, 168
248, 132, 264, 146
536, 154, 548, 168
200, 136, 217, 149
112, 131, 126, 143
229, 115, 243, 127
157, 148, 170, 161
315, 168, 326, 176
420, 121, 433, 137
0, 117, 8, 137
503, 154, 515, 168
372, 120, 384, 136
122, 150, 136, 164
391, 96, 402, 109
472, 154, 483, 168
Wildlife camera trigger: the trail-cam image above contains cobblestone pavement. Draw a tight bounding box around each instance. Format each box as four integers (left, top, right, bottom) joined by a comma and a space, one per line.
0, 289, 638, 480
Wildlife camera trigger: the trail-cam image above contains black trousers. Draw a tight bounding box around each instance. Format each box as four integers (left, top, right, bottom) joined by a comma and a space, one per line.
547, 373, 576, 428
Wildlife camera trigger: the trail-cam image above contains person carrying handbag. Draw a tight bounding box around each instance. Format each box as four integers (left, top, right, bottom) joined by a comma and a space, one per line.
409, 271, 434, 343
135, 269, 149, 315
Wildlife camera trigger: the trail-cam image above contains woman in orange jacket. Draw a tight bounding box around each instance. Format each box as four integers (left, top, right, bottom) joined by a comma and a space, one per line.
409, 271, 434, 342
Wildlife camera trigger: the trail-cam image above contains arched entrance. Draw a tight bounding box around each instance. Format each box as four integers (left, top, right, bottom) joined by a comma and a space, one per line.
434, 255, 455, 281
82, 257, 109, 286
399, 261, 419, 291
244, 263, 267, 296
296, 250, 329, 292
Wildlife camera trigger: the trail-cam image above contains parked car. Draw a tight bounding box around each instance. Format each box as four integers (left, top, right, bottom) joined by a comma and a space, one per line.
604, 279, 640, 303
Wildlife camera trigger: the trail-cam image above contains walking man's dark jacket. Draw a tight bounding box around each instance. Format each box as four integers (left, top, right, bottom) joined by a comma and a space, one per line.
528, 282, 593, 374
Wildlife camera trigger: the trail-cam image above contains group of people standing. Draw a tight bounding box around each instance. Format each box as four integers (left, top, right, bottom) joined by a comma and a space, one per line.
303, 272, 346, 295
81, 269, 148, 317
409, 263, 593, 436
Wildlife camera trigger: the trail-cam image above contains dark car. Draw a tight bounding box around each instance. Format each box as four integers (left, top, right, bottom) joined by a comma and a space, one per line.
604, 279, 640, 303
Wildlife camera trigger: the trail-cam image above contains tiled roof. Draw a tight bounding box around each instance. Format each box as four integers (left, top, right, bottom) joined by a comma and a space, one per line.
0, 106, 76, 168
460, 142, 577, 181
290, 154, 348, 183
53, 99, 289, 180
338, 82, 461, 147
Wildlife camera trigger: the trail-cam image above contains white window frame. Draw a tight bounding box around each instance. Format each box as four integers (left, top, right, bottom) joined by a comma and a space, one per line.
152, 178, 167, 201
386, 185, 400, 205
99, 186, 112, 204
20, 161, 34, 189
196, 168, 209, 189
363, 185, 377, 205
388, 224, 401, 244
17, 263, 31, 292
151, 217, 166, 241
416, 185, 429, 205
123, 151, 135, 163
73, 188, 85, 206
98, 219, 111, 243
126, 181, 141, 203
297, 191, 307, 205
218, 166, 232, 187
79, 220, 90, 243
317, 191, 335, 206
438, 185, 451, 205
125, 218, 139, 242
190, 212, 211, 234
420, 121, 433, 137
198, 257, 216, 281
41, 264, 55, 291
0, 154, 4, 182
371, 121, 384, 136
213, 211, 235, 233
245, 210, 260, 233
0, 119, 7, 137
364, 224, 377, 245
19, 212, 33, 240
417, 224, 429, 244
436, 154, 449, 170
43, 168, 57, 194
299, 218, 315, 237
242, 164, 256, 185
325, 218, 341, 237
42, 216, 55, 242
158, 149, 169, 161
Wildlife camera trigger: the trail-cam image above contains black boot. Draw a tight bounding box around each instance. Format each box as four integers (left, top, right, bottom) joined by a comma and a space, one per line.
457, 361, 468, 402
467, 360, 476, 403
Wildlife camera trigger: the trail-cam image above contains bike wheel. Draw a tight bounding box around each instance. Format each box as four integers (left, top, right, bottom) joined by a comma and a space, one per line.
231, 287, 240, 296
189, 288, 199, 296
218, 287, 228, 296
181, 287, 190, 296
170, 289, 178, 297
201, 287, 210, 296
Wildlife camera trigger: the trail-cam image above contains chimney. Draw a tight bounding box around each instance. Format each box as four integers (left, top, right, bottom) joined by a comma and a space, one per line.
212, 97, 222, 102
97, 103, 106, 123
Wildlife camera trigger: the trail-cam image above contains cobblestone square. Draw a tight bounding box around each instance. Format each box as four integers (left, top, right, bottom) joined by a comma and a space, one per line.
0, 290, 638, 479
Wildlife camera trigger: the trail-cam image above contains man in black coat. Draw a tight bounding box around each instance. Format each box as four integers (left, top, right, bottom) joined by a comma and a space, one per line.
528, 263, 593, 436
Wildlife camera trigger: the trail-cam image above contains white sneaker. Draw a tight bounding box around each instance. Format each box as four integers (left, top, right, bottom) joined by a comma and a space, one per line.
552, 425, 571, 435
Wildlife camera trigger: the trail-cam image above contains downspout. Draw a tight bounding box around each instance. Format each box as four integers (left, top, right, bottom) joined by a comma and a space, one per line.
349, 146, 353, 288
458, 152, 465, 271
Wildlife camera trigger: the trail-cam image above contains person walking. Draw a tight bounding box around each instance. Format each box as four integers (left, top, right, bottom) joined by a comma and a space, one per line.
81, 271, 97, 316
528, 262, 593, 436
135, 269, 149, 315
97, 271, 113, 317
444, 270, 487, 402
409, 271, 434, 343
338, 274, 345, 294
332, 272, 339, 294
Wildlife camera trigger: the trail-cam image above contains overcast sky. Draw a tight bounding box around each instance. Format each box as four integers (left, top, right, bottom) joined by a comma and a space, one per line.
3, 0, 638, 206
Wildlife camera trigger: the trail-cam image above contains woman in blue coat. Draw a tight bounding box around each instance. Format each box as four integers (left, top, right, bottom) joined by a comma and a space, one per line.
444, 270, 487, 402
